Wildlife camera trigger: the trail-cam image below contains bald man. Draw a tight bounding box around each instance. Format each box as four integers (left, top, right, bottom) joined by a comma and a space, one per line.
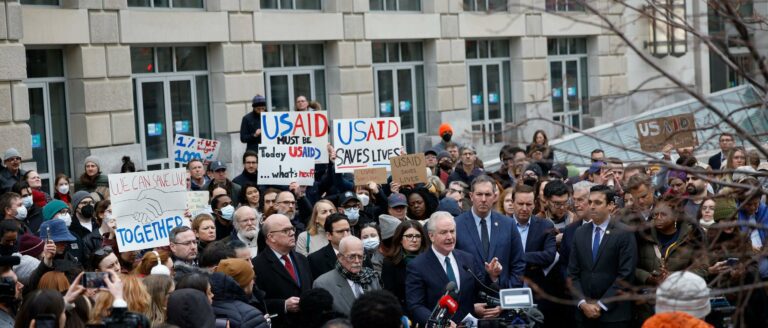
253, 214, 313, 328
223, 206, 260, 257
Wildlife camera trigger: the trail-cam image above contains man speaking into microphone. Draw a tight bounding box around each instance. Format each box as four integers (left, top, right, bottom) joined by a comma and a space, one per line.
406, 211, 502, 327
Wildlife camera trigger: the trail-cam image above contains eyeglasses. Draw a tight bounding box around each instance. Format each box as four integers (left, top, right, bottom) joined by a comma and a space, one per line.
403, 234, 422, 241
270, 227, 296, 235
550, 201, 568, 208
173, 240, 198, 246
94, 246, 113, 256
342, 254, 364, 261
57, 209, 71, 215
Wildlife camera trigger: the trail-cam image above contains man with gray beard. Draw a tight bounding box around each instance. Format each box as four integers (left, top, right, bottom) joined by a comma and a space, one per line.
225, 206, 260, 258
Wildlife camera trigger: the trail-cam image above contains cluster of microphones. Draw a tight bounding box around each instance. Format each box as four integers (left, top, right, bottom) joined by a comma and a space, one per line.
427, 281, 460, 328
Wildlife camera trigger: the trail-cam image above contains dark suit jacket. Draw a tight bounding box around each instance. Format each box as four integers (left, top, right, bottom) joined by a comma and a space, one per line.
558, 219, 586, 279
252, 249, 313, 328
455, 210, 526, 287
708, 152, 723, 171
308, 243, 337, 280
406, 248, 484, 326
517, 216, 556, 285
567, 219, 637, 323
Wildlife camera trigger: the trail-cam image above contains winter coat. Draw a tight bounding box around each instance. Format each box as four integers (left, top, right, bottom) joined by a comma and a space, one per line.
635, 220, 708, 284
447, 165, 484, 186
210, 272, 269, 328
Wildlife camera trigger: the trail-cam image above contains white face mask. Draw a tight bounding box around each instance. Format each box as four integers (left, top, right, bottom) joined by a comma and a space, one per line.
22, 196, 33, 208
357, 194, 370, 207
220, 205, 235, 220
14, 206, 27, 220
57, 184, 70, 194
57, 213, 72, 227
362, 237, 380, 251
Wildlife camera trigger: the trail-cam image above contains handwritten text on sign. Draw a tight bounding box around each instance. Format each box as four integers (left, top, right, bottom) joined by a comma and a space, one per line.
635, 113, 698, 152
108, 168, 189, 252
390, 154, 428, 185
333, 117, 402, 173
173, 135, 221, 164
258, 145, 316, 186
261, 112, 329, 163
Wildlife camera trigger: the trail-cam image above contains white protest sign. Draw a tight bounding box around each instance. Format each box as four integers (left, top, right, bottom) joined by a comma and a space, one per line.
333, 117, 402, 173
261, 112, 329, 163
258, 144, 316, 186
172, 134, 221, 164
109, 168, 189, 252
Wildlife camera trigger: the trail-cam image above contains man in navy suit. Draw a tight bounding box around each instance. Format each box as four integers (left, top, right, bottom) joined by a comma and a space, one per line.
568, 185, 637, 327
455, 174, 526, 288
406, 211, 502, 327
708, 133, 734, 171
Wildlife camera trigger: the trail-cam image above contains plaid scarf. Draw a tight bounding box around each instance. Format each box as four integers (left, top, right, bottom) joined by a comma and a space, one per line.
336, 261, 377, 290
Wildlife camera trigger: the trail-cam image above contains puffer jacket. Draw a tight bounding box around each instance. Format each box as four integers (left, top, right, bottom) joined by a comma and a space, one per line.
634, 219, 708, 284
209, 272, 268, 328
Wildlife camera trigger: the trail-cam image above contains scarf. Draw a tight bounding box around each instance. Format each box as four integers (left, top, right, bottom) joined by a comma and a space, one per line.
336, 261, 377, 290
403, 251, 418, 264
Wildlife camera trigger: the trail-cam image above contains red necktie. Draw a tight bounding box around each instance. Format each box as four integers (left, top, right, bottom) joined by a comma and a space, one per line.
282, 254, 298, 283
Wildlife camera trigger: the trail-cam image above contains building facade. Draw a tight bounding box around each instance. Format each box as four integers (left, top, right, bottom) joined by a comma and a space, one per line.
0, 0, 717, 194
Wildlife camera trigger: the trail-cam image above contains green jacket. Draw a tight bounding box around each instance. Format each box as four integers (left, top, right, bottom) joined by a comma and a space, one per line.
635, 220, 708, 284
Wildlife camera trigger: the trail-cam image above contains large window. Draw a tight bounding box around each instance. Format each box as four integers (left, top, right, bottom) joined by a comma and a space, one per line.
25, 49, 70, 195
463, 0, 507, 11
548, 38, 589, 135
131, 46, 210, 170
370, 0, 421, 11
545, 0, 584, 11
373, 42, 426, 153
128, 0, 204, 8
263, 44, 326, 112
21, 0, 59, 4
466, 40, 512, 145
260, 0, 321, 10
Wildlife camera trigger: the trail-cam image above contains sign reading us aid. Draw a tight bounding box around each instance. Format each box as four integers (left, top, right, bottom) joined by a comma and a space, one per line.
333, 117, 402, 173
635, 113, 698, 152
108, 168, 189, 252
172, 135, 221, 165
261, 112, 329, 163
258, 144, 316, 186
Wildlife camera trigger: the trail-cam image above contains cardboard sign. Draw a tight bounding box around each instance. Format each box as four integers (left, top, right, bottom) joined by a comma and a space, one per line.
258, 144, 316, 186
390, 154, 428, 185
635, 113, 698, 152
173, 134, 221, 164
261, 112, 329, 163
108, 168, 189, 252
187, 191, 210, 216
354, 167, 389, 186
333, 117, 403, 173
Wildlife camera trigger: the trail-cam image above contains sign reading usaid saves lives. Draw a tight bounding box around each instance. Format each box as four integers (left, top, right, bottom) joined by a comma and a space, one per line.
261, 112, 329, 163
109, 168, 189, 252
333, 117, 402, 173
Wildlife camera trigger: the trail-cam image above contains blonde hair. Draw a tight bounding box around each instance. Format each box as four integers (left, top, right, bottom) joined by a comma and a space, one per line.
88, 290, 114, 325
307, 199, 336, 236
133, 250, 170, 276
192, 213, 215, 233
122, 275, 151, 318
142, 274, 175, 326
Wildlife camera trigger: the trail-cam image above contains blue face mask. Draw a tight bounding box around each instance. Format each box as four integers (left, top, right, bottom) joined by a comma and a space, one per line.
22, 195, 33, 208
344, 207, 360, 225
220, 205, 235, 221
362, 237, 380, 251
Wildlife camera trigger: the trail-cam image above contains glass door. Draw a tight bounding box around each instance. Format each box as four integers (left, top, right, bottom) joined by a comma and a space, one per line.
549, 57, 587, 135
265, 70, 315, 112
136, 77, 199, 170
27, 82, 70, 194
468, 62, 507, 145
374, 66, 418, 152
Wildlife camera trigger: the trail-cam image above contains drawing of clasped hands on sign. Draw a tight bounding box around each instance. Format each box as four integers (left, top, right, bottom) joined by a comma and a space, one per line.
115, 188, 187, 225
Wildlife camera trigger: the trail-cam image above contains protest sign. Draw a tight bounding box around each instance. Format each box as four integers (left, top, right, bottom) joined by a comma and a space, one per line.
258, 144, 316, 186
108, 168, 189, 252
635, 113, 698, 152
172, 134, 221, 164
261, 112, 329, 163
187, 191, 210, 216
333, 117, 402, 173
353, 167, 389, 185
390, 154, 428, 185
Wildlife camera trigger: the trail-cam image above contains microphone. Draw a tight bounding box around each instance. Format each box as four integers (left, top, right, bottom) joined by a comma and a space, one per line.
463, 265, 500, 307
433, 295, 459, 327
427, 282, 457, 327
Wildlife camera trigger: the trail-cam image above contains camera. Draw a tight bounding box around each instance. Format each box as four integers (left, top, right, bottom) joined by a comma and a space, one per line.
103, 307, 151, 328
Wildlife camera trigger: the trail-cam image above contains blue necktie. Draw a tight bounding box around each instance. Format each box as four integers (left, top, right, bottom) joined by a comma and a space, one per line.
592, 227, 602, 262
445, 257, 457, 288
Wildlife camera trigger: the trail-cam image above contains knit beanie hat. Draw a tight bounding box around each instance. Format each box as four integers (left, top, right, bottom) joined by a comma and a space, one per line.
71, 191, 92, 209
667, 169, 688, 183
641, 311, 712, 328
19, 233, 45, 258
42, 200, 69, 221
215, 258, 254, 291
655, 271, 711, 319
438, 123, 453, 136
713, 198, 737, 222
379, 215, 401, 240
12, 254, 40, 287
84, 155, 101, 170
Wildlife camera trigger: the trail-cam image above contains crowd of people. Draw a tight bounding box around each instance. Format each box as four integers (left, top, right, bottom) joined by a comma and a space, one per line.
0, 95, 767, 328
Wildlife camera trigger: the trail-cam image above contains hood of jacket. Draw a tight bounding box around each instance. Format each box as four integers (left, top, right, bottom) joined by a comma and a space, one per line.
210, 271, 250, 303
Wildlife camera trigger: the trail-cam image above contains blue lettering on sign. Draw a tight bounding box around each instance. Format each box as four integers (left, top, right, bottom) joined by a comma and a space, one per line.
116, 216, 184, 247
262, 113, 294, 140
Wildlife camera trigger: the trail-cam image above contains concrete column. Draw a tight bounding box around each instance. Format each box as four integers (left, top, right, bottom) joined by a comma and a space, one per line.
0, 1, 31, 159
587, 1, 628, 127
510, 33, 550, 142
